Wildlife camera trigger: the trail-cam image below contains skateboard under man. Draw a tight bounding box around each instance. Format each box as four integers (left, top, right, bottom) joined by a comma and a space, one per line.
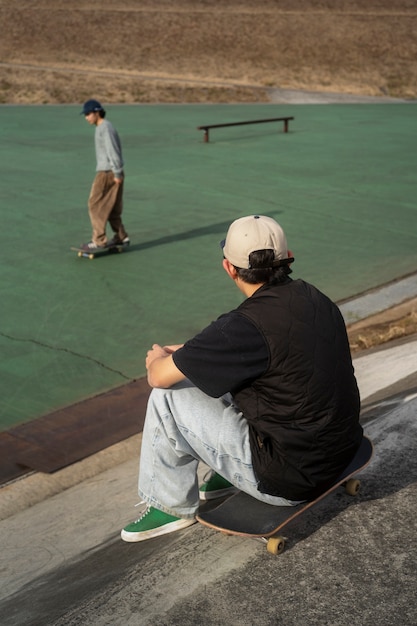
197, 436, 373, 555
71, 241, 129, 260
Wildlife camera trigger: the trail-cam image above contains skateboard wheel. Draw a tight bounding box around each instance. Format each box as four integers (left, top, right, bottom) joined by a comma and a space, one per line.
267, 536, 285, 555
88, 254, 94, 260
78, 251, 83, 258
345, 478, 360, 496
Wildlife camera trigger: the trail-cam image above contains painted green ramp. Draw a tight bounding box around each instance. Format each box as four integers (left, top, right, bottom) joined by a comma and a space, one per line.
0, 102, 416, 430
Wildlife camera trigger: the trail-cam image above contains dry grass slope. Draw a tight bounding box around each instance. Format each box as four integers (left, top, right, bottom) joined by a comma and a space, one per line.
1, 0, 417, 103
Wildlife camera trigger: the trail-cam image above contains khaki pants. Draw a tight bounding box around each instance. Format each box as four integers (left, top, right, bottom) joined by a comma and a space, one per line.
88, 171, 128, 246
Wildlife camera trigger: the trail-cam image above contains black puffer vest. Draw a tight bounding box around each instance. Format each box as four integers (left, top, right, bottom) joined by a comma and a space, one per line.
234, 278, 362, 500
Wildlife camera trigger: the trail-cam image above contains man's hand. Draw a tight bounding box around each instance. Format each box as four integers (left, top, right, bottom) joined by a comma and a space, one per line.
162, 344, 184, 354
146, 344, 186, 389
146, 344, 171, 369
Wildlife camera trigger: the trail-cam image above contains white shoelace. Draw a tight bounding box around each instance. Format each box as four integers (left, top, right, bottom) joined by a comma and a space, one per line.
202, 469, 216, 483
133, 500, 149, 522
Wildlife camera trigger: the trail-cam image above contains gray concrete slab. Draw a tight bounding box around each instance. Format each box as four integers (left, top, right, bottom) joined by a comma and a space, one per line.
339, 273, 417, 325
1, 330, 416, 626
268, 86, 411, 104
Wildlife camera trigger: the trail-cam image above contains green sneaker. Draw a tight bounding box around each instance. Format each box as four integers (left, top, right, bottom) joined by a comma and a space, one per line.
121, 506, 196, 542
199, 471, 237, 501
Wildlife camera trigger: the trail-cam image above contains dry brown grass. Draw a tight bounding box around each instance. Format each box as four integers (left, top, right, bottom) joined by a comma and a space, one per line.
348, 305, 417, 354
1, 0, 417, 104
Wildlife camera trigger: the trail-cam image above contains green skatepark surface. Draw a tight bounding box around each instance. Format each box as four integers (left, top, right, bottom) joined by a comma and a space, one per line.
1, 102, 416, 432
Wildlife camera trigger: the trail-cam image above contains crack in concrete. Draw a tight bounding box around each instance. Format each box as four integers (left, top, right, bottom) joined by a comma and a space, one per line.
0, 331, 133, 381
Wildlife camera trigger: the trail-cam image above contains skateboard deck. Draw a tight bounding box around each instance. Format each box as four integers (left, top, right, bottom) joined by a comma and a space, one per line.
71, 242, 129, 259
196, 436, 373, 555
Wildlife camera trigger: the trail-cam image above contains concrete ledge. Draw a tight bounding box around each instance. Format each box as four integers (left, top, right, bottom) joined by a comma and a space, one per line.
0, 434, 141, 521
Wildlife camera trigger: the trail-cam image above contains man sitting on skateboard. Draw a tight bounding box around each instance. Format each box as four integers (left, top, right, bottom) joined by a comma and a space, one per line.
122, 215, 362, 542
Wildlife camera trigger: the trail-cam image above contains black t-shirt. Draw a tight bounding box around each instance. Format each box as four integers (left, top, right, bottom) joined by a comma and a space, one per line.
173, 310, 270, 398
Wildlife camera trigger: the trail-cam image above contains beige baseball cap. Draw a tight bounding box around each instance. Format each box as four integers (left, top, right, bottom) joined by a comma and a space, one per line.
222, 215, 289, 269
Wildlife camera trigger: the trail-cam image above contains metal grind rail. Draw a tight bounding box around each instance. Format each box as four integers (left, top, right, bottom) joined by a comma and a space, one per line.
197, 116, 294, 142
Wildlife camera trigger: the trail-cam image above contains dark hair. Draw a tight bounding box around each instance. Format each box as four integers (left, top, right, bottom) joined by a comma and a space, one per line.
99, 109, 106, 118
235, 249, 293, 285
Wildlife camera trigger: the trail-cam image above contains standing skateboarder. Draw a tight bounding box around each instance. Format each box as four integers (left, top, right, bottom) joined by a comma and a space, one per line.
81, 99, 129, 251
122, 215, 362, 542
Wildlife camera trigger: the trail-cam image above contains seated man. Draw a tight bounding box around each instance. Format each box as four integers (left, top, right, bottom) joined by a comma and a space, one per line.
122, 215, 362, 542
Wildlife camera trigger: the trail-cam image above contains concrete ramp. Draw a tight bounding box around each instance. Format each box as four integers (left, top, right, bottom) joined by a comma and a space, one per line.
1, 337, 416, 625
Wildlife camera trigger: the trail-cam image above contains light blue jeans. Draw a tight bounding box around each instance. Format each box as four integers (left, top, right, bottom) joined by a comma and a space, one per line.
138, 381, 298, 519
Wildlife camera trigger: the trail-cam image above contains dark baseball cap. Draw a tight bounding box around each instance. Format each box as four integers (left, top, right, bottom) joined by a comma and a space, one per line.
80, 99, 104, 115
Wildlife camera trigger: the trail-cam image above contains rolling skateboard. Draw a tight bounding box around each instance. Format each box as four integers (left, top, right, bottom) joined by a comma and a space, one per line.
197, 436, 373, 555
71, 241, 129, 260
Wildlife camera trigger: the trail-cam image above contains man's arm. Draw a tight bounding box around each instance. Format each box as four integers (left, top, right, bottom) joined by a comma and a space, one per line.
103, 123, 124, 180
146, 344, 186, 389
